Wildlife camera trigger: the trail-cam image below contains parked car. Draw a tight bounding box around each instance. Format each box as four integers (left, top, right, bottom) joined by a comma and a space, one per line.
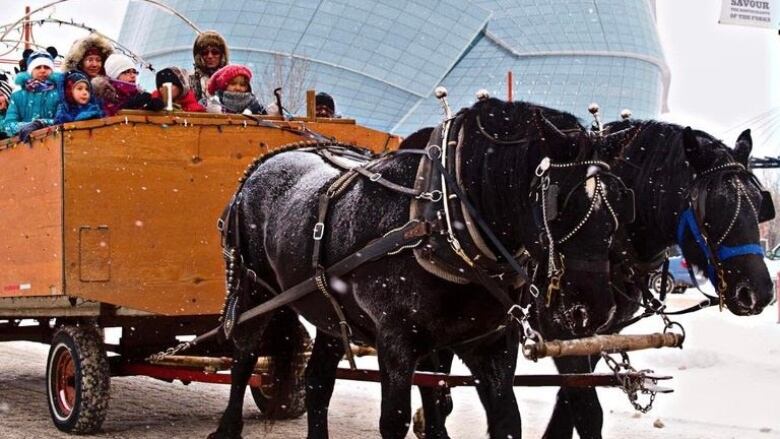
649, 254, 703, 295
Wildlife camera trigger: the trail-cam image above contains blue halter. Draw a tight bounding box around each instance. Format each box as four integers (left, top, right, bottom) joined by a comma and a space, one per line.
675, 207, 763, 286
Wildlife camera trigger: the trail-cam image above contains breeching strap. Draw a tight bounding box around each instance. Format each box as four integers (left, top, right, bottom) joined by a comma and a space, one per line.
180, 220, 431, 352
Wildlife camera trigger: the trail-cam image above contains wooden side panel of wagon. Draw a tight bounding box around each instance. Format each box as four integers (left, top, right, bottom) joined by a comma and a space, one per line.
0, 113, 399, 317
0, 132, 64, 297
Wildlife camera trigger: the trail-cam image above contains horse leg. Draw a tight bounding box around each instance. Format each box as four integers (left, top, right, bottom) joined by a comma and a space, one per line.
542, 355, 603, 439
377, 331, 420, 439
416, 350, 454, 438
456, 335, 522, 438
208, 326, 265, 439
305, 330, 346, 439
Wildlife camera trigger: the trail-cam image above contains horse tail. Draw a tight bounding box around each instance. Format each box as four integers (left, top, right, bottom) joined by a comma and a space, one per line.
259, 306, 309, 421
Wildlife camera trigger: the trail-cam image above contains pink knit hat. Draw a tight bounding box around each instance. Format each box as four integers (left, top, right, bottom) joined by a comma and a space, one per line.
207, 64, 252, 95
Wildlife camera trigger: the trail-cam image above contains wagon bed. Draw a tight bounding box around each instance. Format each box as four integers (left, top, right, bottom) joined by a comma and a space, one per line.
0, 111, 398, 318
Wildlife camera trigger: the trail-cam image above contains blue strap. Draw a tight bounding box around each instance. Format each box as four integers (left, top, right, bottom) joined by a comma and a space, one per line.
676, 208, 716, 282
717, 243, 764, 261
676, 208, 764, 286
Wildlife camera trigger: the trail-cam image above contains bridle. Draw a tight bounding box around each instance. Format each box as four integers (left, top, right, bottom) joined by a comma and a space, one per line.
475, 111, 631, 307
676, 161, 769, 309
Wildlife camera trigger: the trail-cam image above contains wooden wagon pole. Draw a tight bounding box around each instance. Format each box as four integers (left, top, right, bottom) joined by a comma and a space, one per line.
523, 332, 684, 361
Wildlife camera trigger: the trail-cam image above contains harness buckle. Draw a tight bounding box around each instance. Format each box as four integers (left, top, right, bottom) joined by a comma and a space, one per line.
369, 172, 382, 182
216, 218, 225, 232
546, 274, 562, 307
416, 190, 443, 202
313, 222, 325, 240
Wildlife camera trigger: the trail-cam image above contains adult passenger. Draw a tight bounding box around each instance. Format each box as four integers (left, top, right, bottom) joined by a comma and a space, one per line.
315, 92, 336, 118
189, 31, 229, 102
62, 33, 114, 79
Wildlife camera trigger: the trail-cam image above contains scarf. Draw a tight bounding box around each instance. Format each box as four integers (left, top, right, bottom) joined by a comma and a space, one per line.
24, 78, 56, 92
219, 91, 255, 114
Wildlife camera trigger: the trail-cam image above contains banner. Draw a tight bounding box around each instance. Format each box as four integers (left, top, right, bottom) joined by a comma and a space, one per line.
720, 0, 779, 29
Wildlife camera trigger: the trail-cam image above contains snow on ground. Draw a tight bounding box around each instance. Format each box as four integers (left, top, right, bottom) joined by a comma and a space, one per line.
1, 287, 778, 438
335, 285, 780, 438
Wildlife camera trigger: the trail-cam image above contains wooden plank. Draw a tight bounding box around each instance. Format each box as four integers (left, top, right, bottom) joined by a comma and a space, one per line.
60, 117, 398, 316
0, 134, 64, 297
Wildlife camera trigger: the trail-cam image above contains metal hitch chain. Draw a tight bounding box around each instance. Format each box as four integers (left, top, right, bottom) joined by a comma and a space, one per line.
601, 351, 658, 413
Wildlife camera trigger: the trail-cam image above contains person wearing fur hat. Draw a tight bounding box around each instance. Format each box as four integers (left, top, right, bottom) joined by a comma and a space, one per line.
150, 66, 205, 112
189, 31, 229, 102
0, 72, 13, 139
3, 50, 63, 139
92, 53, 161, 116
62, 33, 114, 79
54, 70, 104, 124
204, 64, 265, 115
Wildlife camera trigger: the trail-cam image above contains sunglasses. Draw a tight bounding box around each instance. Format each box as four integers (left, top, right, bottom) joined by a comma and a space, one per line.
200, 48, 222, 56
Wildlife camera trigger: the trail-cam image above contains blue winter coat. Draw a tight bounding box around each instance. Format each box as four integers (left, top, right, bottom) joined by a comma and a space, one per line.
2, 72, 63, 136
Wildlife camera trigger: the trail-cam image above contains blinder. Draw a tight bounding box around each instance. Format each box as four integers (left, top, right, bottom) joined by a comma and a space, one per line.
759, 190, 775, 223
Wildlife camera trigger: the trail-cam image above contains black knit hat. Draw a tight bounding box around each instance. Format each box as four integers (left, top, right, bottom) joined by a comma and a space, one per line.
315, 92, 335, 114
155, 66, 189, 94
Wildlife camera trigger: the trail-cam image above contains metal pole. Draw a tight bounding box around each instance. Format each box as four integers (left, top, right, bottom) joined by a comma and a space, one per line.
23, 6, 31, 50
507, 70, 513, 101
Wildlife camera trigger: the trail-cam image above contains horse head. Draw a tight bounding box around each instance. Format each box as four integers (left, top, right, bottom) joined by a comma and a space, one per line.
527, 109, 642, 336
679, 127, 774, 315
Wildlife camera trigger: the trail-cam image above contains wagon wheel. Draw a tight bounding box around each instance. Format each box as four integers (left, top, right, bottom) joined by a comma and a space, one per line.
46, 325, 110, 434
250, 321, 311, 419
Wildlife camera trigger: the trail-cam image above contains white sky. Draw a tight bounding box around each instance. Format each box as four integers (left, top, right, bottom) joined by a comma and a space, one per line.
0, 0, 776, 152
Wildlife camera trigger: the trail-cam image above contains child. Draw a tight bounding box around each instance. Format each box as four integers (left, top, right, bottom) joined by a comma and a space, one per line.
54, 70, 104, 124
3, 49, 62, 139
205, 64, 265, 115
150, 66, 205, 112
91, 53, 161, 116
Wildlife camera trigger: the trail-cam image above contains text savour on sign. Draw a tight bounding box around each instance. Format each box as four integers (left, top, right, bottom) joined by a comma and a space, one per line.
720, 0, 779, 28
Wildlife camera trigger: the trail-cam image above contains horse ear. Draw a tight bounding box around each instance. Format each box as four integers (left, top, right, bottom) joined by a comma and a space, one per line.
682, 126, 708, 171
533, 109, 571, 159
733, 129, 752, 166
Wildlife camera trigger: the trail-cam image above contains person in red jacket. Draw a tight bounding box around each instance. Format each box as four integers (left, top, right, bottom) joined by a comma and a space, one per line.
150, 66, 205, 112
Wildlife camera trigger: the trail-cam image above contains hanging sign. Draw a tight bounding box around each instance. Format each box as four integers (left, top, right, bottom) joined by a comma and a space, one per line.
720, 0, 779, 28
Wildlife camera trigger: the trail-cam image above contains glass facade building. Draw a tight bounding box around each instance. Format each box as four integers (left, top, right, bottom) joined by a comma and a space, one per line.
119, 0, 668, 135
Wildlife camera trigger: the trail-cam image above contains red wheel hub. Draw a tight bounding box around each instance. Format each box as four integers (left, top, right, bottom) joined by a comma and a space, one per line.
52, 346, 76, 418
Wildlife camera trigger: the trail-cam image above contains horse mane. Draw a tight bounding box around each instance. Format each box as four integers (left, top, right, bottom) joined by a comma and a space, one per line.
455, 98, 586, 249
603, 119, 736, 229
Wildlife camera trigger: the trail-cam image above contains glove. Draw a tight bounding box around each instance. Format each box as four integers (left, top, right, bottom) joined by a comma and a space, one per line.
206, 96, 222, 114
124, 92, 152, 110
146, 96, 165, 112
18, 119, 48, 143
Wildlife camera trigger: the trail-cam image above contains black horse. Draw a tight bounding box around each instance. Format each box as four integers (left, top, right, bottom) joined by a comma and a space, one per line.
536, 120, 776, 439
207, 98, 633, 439
414, 119, 776, 439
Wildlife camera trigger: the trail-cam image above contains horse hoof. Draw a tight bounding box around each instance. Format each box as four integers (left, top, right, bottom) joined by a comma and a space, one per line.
412, 407, 425, 438
207, 432, 241, 439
